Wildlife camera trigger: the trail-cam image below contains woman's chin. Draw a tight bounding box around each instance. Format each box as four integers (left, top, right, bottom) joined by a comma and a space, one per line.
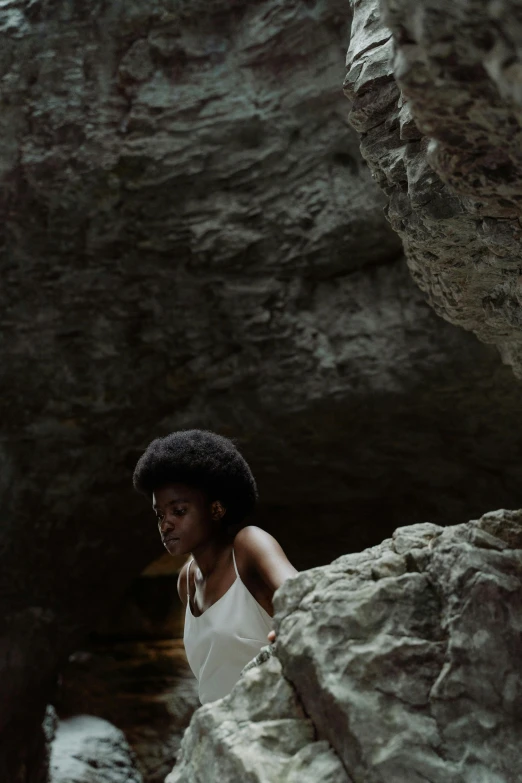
163, 538, 180, 554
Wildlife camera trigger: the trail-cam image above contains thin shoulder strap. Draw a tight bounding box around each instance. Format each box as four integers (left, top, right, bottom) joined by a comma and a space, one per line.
186, 558, 194, 598
232, 548, 239, 578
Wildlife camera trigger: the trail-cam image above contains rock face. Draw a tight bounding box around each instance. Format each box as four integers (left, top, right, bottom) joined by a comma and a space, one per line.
172, 509, 522, 782
2, 0, 522, 780
345, 0, 522, 376
167, 649, 350, 783
276, 509, 522, 781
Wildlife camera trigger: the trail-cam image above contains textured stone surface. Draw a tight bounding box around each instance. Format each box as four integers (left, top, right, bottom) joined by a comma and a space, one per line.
167, 651, 350, 783
170, 510, 522, 782
345, 0, 522, 375
2, 0, 522, 780
49, 715, 143, 783
273, 509, 522, 782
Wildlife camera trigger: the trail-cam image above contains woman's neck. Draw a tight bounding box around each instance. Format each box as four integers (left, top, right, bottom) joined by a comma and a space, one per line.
191, 532, 235, 579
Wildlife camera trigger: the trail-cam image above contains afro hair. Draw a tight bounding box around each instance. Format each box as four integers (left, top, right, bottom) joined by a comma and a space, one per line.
133, 429, 258, 526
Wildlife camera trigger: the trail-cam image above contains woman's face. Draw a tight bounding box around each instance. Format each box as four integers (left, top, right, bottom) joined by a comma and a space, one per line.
152, 482, 217, 556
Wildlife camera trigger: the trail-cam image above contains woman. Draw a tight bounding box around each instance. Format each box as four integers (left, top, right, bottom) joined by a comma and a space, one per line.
133, 429, 297, 704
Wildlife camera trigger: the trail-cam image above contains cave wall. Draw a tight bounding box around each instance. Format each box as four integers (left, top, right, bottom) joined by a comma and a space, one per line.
1, 0, 522, 779
55, 562, 198, 783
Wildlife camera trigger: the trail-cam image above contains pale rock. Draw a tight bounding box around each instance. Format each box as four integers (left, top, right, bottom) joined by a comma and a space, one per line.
167, 652, 351, 783
49, 715, 142, 783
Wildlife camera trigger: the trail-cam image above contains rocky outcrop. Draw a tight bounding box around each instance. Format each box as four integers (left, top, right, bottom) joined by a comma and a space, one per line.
2, 1, 522, 780
345, 0, 522, 376
171, 509, 522, 782
167, 650, 350, 783
49, 715, 142, 783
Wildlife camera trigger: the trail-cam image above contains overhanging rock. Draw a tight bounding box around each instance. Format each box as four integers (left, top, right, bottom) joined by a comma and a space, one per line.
345, 0, 522, 377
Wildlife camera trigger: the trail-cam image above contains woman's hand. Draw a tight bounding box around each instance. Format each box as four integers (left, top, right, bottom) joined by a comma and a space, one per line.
267, 630, 276, 643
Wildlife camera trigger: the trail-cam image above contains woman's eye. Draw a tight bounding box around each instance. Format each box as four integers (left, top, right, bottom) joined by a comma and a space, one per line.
174, 508, 186, 516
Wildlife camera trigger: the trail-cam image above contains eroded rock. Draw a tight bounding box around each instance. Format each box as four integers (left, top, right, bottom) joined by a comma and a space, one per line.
167, 651, 350, 783
345, 0, 522, 376
169, 510, 522, 782
275, 509, 522, 782
2, 0, 522, 779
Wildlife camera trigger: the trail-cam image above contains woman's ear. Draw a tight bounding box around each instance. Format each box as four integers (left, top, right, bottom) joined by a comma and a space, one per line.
211, 500, 226, 521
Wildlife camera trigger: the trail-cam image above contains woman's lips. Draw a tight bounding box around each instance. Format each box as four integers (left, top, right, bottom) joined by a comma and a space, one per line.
162, 536, 179, 546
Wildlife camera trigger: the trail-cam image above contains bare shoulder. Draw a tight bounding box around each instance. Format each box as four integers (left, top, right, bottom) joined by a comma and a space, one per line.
233, 525, 297, 588
233, 525, 281, 554
177, 560, 190, 606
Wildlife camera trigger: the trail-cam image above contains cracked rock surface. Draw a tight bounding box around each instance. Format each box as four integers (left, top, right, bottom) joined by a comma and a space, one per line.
166, 650, 350, 783
2, 0, 522, 779
172, 510, 522, 783
275, 509, 522, 782
345, 0, 522, 376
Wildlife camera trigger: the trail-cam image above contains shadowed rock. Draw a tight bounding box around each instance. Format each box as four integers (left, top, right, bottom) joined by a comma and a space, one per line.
345, 0, 522, 376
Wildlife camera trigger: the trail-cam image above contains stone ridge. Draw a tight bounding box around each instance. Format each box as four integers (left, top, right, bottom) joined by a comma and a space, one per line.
274, 508, 522, 782
344, 0, 522, 377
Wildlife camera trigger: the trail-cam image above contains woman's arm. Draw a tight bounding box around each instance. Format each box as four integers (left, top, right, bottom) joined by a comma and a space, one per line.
233, 524, 297, 637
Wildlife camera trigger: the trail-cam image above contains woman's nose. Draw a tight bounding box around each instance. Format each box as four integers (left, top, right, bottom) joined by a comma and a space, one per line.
160, 512, 176, 530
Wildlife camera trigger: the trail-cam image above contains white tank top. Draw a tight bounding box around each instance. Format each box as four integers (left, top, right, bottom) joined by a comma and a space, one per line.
183, 548, 273, 704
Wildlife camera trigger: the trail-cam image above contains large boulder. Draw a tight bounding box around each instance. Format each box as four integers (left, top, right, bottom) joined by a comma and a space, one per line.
170, 509, 522, 782
166, 649, 350, 783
